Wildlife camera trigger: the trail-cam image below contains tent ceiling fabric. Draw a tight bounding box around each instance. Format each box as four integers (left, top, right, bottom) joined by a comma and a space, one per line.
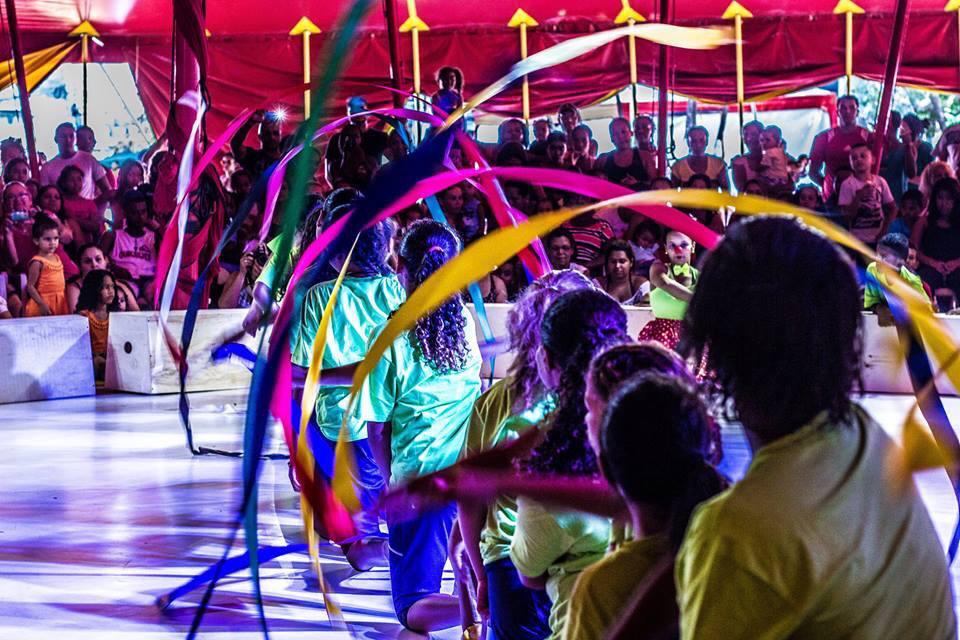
2, 1, 956, 139
4, 0, 952, 36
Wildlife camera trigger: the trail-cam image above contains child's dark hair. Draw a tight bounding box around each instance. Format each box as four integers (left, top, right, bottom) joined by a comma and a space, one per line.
435, 65, 464, 91
685, 173, 712, 188
398, 219, 469, 373
679, 217, 862, 442
589, 342, 691, 401
506, 270, 595, 411
2, 157, 28, 183
591, 342, 723, 465
522, 289, 628, 476
632, 220, 661, 242
495, 142, 528, 167
600, 372, 727, 547
849, 142, 871, 154
900, 189, 924, 208
601, 238, 635, 266
77, 269, 118, 313
32, 214, 59, 239
929, 177, 960, 226
544, 228, 577, 261
56, 165, 85, 193
122, 188, 149, 214
326, 202, 394, 278
546, 131, 568, 146
878, 232, 909, 260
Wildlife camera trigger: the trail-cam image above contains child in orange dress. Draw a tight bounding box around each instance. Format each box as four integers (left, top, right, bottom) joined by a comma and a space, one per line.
76, 269, 118, 380
23, 216, 68, 316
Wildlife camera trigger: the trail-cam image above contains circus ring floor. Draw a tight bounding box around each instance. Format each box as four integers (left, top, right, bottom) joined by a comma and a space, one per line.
1, 390, 958, 639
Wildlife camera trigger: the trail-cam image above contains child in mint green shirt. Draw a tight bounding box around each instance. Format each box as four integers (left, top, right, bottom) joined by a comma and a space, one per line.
354, 220, 481, 633
291, 214, 401, 570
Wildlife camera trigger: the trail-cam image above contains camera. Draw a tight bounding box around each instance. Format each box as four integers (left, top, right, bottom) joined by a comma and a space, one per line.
253, 244, 270, 267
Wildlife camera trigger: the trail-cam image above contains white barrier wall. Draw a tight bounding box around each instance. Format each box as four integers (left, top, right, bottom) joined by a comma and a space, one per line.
105, 310, 258, 394
0, 315, 95, 404
467, 304, 960, 396
6, 304, 959, 402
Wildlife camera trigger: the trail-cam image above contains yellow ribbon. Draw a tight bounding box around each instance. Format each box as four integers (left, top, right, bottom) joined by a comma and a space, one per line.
339, 189, 960, 484
295, 239, 356, 624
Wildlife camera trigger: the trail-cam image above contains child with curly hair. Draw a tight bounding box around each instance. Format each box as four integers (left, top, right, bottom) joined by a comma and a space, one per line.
354, 219, 482, 633
509, 289, 628, 640
459, 269, 594, 640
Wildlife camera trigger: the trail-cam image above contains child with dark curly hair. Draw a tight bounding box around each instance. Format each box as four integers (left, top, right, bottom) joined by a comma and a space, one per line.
459, 269, 593, 640
509, 288, 628, 640
676, 217, 954, 639
354, 219, 482, 633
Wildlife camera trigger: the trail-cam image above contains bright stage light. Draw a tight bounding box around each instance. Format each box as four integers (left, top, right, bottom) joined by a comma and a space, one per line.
270, 107, 289, 123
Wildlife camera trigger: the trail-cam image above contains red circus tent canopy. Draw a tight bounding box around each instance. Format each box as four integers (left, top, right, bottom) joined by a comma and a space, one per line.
1, 0, 957, 136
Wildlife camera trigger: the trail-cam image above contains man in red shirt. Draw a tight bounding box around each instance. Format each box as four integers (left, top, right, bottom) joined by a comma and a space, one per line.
808, 95, 873, 203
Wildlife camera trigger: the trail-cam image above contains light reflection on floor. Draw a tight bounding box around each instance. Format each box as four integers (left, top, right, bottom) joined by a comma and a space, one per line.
0, 390, 957, 638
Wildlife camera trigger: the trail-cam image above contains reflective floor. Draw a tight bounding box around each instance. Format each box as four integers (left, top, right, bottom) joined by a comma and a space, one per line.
0, 390, 958, 638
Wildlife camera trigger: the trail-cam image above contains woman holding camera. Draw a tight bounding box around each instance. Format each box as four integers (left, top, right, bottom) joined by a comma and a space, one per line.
218, 242, 266, 309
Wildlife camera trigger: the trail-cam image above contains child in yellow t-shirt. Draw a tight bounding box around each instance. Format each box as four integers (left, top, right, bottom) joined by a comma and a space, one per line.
563, 346, 726, 640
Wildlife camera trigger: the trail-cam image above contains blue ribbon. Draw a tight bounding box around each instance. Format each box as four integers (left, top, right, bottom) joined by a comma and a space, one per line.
866, 266, 960, 562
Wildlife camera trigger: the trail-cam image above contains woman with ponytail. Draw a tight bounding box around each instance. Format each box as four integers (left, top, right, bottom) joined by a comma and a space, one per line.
509, 288, 628, 640
565, 371, 726, 640
355, 219, 482, 633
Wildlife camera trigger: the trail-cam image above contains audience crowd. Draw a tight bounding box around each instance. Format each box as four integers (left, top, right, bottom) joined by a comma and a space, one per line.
2, 73, 959, 638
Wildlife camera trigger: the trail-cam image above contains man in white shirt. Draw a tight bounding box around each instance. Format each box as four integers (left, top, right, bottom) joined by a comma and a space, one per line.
40, 123, 114, 204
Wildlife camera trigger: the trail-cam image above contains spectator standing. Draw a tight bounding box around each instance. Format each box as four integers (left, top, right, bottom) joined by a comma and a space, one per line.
730, 121, 765, 192
230, 110, 284, 182
671, 126, 729, 190
808, 95, 872, 202
40, 123, 114, 205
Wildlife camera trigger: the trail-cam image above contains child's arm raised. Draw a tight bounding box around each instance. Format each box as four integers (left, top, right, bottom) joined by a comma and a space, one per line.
25, 260, 51, 316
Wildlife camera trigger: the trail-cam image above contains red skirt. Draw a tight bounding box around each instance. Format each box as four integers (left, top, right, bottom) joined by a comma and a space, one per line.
637, 318, 683, 353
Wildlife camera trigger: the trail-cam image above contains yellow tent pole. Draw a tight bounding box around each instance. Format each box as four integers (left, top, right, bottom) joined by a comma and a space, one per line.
614, 1, 646, 123
834, 0, 865, 95
508, 8, 539, 123
722, 2, 752, 154
69, 21, 100, 127
289, 17, 322, 119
